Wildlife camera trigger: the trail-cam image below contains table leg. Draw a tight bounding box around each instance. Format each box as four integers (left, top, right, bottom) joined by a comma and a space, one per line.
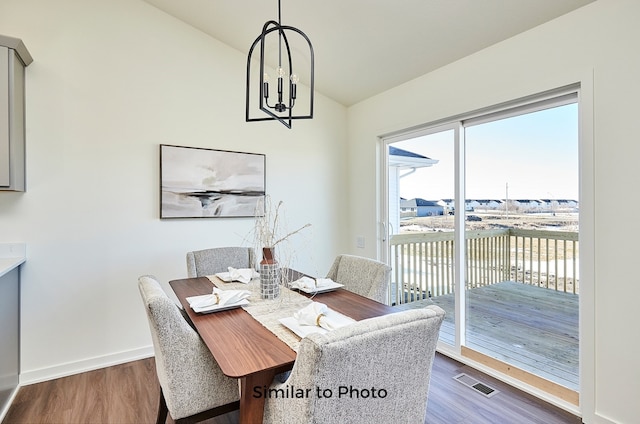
239, 370, 277, 424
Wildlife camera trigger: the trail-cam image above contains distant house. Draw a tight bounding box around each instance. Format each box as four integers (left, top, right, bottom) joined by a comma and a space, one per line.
441, 199, 474, 212
439, 198, 587, 213
513, 199, 545, 212
472, 199, 504, 209
466, 199, 482, 210
441, 199, 454, 210
540, 199, 579, 211
415, 198, 445, 216
400, 198, 445, 217
400, 198, 417, 217
558, 199, 579, 209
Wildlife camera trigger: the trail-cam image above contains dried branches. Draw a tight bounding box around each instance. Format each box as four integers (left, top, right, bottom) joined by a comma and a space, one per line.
253, 195, 311, 248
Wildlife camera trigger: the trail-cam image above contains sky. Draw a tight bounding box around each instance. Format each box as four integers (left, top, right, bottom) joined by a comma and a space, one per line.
392, 103, 579, 201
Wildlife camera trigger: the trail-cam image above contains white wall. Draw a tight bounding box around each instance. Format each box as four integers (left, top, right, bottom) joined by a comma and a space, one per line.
0, 0, 348, 382
347, 0, 638, 422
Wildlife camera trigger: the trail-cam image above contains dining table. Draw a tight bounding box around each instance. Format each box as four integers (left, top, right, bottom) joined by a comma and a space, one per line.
169, 271, 398, 424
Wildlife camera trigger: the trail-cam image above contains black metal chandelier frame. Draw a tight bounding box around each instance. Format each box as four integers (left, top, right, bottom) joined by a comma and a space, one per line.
245, 1, 314, 129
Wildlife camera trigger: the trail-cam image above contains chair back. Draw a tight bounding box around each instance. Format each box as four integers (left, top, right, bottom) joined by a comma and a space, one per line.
186, 247, 255, 277
137, 275, 239, 420
326, 254, 391, 303
263, 306, 445, 423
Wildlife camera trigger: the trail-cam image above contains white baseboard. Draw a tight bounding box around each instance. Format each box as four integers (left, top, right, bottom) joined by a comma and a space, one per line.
592, 412, 617, 424
20, 345, 154, 386
0, 386, 20, 423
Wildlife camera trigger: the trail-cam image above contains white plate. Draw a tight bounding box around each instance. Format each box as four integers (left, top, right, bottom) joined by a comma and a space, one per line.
278, 316, 328, 338
295, 281, 344, 294
186, 295, 249, 314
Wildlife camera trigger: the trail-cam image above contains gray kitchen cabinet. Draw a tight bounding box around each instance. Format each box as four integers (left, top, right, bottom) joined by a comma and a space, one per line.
0, 35, 32, 191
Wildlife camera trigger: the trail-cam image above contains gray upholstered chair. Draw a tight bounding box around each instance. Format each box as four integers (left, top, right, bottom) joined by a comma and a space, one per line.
186, 246, 255, 278
137, 275, 240, 424
326, 254, 392, 304
263, 306, 445, 424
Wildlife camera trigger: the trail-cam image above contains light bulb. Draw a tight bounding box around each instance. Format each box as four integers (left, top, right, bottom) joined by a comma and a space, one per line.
262, 73, 270, 99
277, 67, 286, 78
290, 74, 299, 84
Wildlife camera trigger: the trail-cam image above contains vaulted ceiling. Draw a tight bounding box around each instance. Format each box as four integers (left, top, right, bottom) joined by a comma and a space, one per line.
143, 0, 596, 106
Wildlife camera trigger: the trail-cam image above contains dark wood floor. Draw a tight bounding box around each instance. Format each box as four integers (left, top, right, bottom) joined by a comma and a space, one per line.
2, 354, 581, 424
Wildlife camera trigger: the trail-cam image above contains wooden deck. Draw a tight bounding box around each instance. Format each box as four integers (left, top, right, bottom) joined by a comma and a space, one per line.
396, 281, 579, 391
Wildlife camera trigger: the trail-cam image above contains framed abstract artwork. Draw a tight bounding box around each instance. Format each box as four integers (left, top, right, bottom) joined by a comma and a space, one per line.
160, 144, 266, 218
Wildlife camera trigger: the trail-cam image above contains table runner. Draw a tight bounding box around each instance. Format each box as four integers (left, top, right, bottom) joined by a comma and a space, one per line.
207, 276, 346, 351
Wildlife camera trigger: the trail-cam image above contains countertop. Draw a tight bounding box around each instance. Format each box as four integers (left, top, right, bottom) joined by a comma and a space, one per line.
0, 243, 26, 278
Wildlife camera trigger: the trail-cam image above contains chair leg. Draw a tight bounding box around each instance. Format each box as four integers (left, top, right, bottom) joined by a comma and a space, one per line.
156, 388, 169, 424
174, 401, 240, 424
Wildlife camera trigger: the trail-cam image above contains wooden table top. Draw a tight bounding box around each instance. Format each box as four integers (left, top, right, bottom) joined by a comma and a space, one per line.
169, 275, 398, 379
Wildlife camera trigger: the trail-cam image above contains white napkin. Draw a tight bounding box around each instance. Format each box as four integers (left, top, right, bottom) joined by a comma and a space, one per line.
314, 278, 333, 287
290, 276, 333, 291
189, 287, 251, 309
228, 267, 257, 283
294, 302, 342, 331
215, 267, 257, 284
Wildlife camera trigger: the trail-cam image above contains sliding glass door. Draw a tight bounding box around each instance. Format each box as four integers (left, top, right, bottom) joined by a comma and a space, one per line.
463, 101, 579, 395
382, 87, 579, 399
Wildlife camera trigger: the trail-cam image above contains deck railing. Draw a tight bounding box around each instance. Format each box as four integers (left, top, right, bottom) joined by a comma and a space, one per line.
389, 228, 579, 305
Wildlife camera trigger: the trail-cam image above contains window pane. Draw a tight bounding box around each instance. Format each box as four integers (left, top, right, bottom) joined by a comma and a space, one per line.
389, 129, 456, 346
464, 103, 579, 390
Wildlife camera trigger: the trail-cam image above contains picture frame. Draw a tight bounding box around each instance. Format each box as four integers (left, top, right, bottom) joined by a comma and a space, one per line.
160, 144, 265, 218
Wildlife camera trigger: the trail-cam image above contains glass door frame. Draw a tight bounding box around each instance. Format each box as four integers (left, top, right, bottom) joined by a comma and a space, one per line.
378, 84, 589, 411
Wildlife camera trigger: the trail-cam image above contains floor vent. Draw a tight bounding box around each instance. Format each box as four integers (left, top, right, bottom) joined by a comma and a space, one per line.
453, 373, 499, 398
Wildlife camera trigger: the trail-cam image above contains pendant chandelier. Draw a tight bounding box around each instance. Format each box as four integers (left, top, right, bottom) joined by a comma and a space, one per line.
246, 0, 314, 129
